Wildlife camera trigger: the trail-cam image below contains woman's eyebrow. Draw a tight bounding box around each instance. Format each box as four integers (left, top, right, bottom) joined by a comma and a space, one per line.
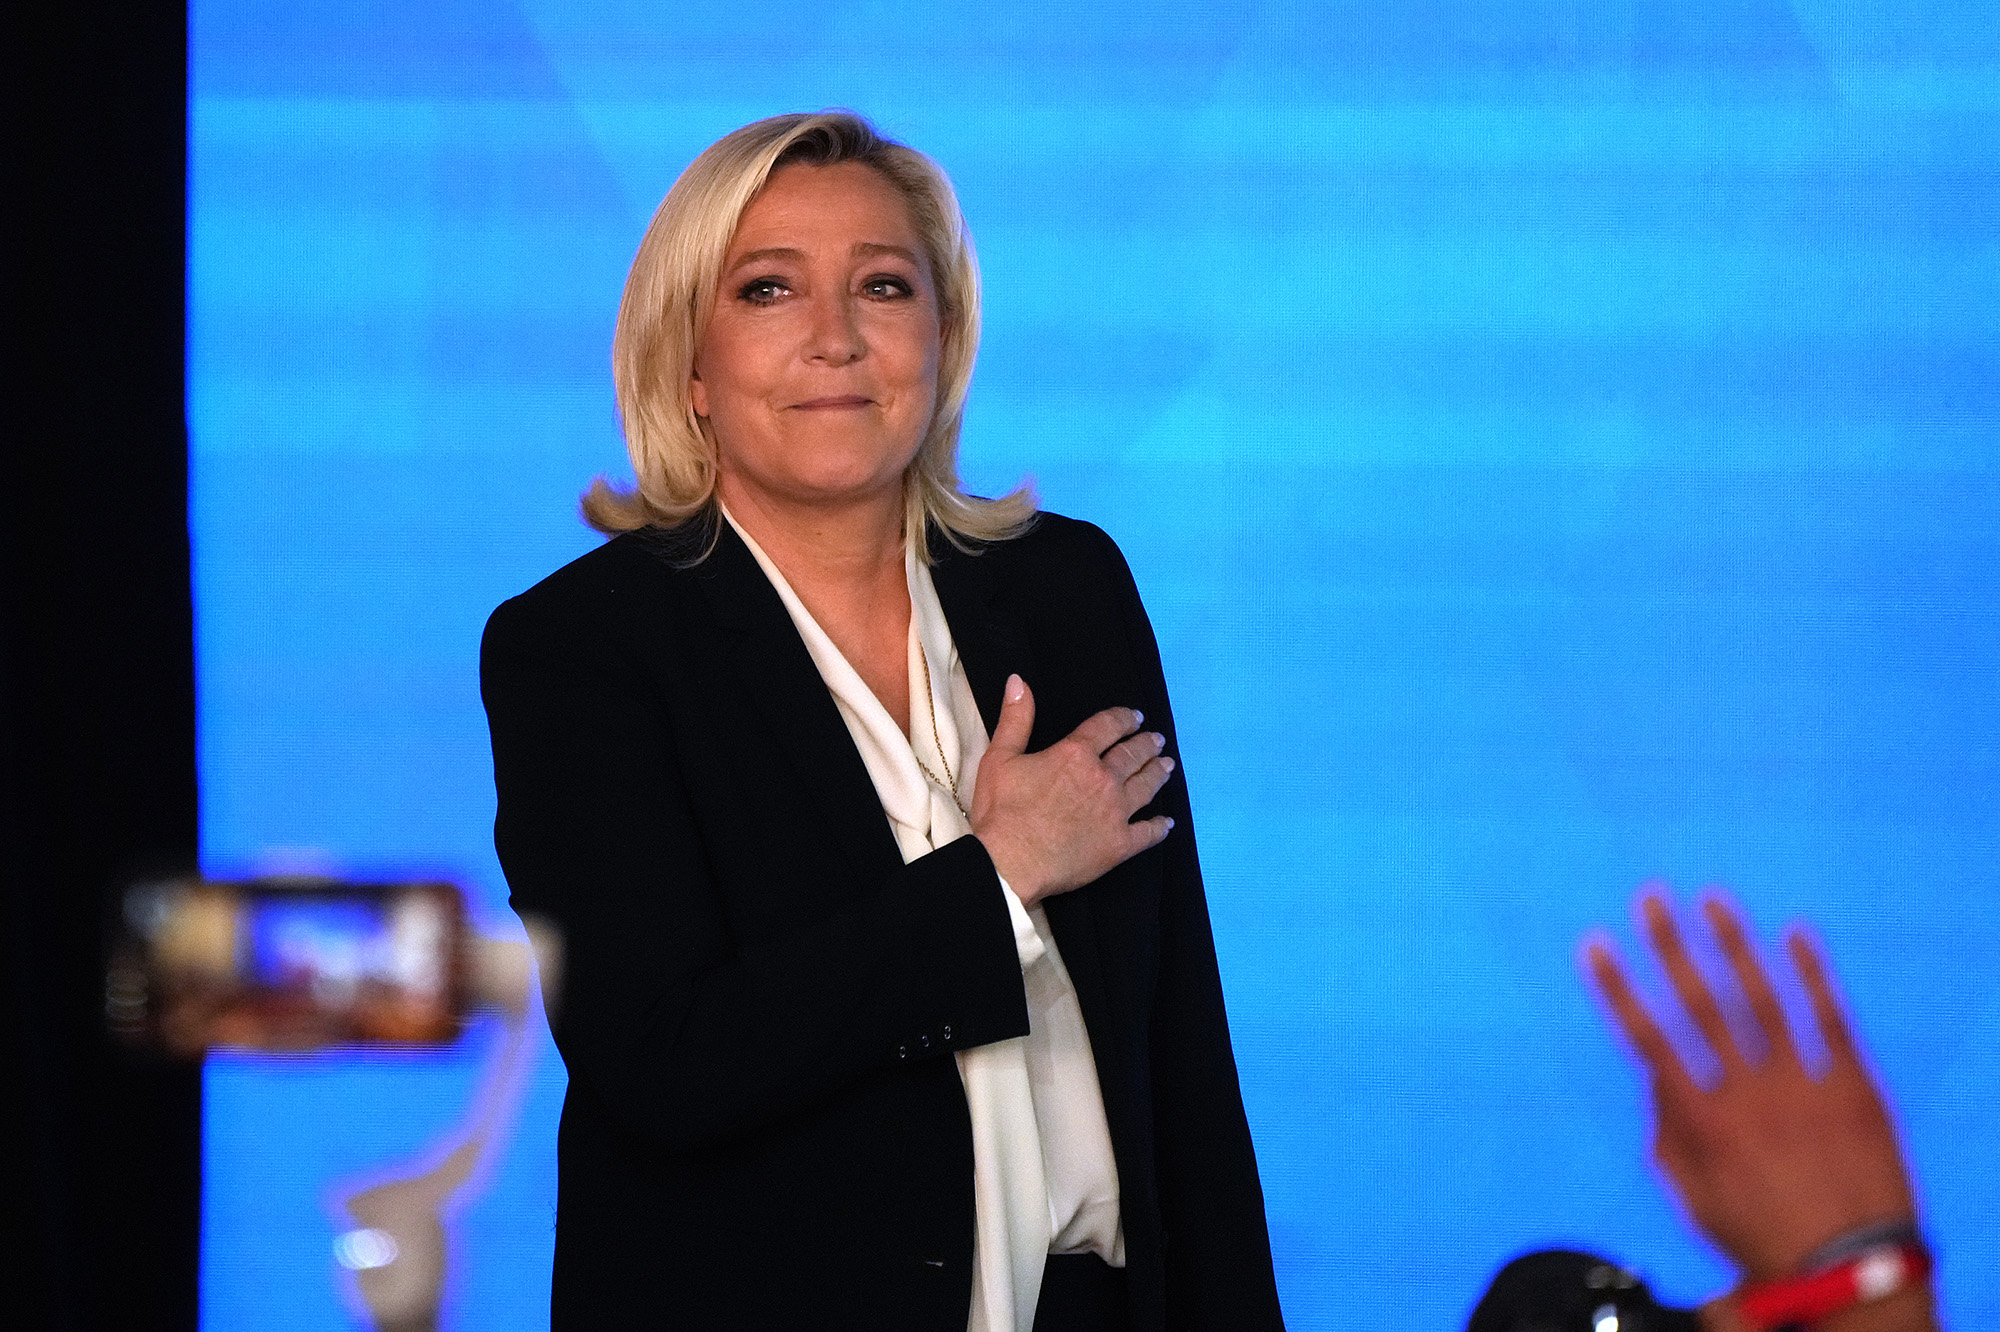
727, 246, 806, 272
852, 242, 919, 264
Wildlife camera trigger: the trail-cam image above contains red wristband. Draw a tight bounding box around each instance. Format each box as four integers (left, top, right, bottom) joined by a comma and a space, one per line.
1736, 1239, 1932, 1331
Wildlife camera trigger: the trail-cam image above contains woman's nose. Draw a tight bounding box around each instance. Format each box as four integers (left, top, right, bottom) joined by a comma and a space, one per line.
802, 292, 866, 365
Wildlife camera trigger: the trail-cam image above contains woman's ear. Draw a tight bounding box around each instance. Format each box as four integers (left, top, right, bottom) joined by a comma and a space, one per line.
689, 367, 708, 418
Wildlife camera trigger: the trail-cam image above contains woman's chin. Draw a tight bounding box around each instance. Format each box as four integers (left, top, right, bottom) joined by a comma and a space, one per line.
723, 457, 920, 513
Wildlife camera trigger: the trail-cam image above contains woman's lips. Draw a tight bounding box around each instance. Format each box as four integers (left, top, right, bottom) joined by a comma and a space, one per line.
790, 395, 873, 410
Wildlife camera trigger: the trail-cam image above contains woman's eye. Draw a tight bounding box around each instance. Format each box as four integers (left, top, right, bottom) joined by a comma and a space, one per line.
737, 278, 788, 304
862, 275, 914, 299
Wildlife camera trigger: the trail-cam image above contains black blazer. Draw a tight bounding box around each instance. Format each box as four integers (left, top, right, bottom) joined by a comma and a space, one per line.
481, 512, 1284, 1331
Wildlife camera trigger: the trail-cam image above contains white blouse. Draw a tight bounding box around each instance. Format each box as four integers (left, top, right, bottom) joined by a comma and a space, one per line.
724, 509, 1124, 1332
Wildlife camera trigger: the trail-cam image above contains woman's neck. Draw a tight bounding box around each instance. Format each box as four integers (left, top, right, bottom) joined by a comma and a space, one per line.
716, 476, 906, 597
717, 474, 915, 735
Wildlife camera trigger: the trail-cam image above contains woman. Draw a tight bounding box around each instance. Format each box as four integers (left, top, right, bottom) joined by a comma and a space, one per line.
481, 112, 1284, 1331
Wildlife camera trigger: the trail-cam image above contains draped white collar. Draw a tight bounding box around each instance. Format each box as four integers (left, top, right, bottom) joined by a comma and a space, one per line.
722, 505, 1122, 1332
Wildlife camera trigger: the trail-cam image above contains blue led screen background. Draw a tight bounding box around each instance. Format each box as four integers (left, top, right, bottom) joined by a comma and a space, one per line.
192, 2, 1999, 1327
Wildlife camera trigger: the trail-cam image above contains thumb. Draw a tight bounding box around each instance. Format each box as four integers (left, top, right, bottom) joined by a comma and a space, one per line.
987, 674, 1034, 758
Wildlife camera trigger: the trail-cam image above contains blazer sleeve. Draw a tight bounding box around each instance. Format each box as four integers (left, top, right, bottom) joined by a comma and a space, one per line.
1086, 526, 1287, 1328
480, 588, 1032, 1156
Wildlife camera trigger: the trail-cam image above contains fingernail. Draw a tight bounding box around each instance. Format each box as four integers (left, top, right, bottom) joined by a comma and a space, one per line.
1165, 817, 1176, 831
1005, 674, 1025, 702
1153, 733, 1166, 751
1161, 757, 1176, 772
1130, 710, 1142, 725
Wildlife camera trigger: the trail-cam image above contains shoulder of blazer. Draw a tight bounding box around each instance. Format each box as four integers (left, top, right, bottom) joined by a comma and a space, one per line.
929, 510, 1136, 609
945, 509, 1120, 569
483, 523, 731, 652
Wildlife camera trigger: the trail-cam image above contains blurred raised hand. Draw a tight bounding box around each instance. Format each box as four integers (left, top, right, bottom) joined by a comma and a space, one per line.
1584, 891, 1935, 1332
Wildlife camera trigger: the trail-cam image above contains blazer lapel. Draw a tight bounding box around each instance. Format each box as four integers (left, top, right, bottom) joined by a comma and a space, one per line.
930, 535, 1041, 744
933, 533, 1136, 1128
684, 522, 906, 886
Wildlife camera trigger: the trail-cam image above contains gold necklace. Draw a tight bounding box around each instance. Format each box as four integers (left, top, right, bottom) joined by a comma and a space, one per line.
912, 654, 968, 818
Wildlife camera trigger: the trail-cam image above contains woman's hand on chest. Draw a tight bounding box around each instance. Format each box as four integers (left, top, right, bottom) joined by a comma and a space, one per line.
970, 673, 1176, 908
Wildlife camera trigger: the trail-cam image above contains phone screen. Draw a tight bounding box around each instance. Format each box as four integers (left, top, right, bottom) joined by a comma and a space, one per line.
245, 893, 450, 1004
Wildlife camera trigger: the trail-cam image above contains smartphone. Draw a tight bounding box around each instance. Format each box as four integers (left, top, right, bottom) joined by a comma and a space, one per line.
112, 877, 470, 1055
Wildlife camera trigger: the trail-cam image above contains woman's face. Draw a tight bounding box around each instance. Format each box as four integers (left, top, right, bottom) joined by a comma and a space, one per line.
694, 161, 943, 518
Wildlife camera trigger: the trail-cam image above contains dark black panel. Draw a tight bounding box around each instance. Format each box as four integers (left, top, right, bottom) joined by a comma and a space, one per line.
5, 3, 199, 1329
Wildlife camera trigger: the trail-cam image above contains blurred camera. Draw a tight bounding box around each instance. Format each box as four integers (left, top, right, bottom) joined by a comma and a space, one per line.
1467, 1250, 1702, 1332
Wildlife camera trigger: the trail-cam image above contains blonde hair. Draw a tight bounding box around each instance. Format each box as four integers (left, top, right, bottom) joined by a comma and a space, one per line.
583, 111, 1035, 558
